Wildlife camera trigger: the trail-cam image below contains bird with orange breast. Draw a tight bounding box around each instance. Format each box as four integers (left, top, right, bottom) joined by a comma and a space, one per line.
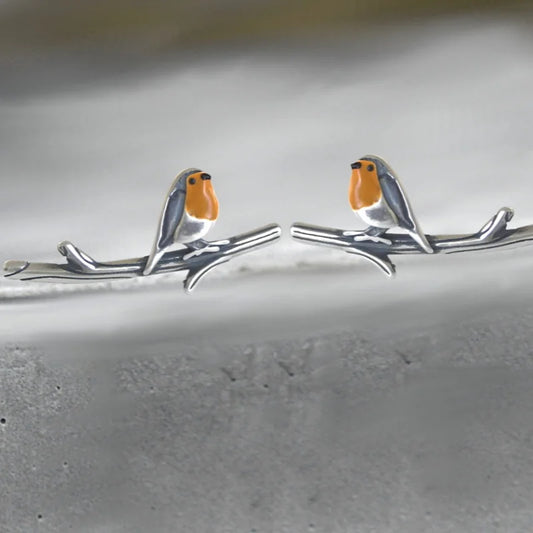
347, 155, 433, 253
143, 168, 219, 275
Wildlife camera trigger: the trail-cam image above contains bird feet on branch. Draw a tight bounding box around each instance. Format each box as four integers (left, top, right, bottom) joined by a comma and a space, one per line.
207, 238, 231, 246
343, 230, 392, 246
354, 234, 392, 246
183, 244, 221, 261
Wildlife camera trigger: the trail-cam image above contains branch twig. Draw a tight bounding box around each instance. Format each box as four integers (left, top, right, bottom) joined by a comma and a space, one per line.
4, 224, 282, 292
291, 208, 533, 276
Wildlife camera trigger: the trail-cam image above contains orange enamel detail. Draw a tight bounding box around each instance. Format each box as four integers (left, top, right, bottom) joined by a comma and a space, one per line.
185, 172, 219, 220
348, 161, 381, 210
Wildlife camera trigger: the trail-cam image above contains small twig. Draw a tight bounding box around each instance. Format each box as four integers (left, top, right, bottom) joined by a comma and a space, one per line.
291, 208, 533, 276
4, 224, 282, 292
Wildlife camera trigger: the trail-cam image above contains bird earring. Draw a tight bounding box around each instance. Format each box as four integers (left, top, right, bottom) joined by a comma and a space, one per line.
291, 154, 533, 276
4, 169, 281, 292
143, 168, 221, 276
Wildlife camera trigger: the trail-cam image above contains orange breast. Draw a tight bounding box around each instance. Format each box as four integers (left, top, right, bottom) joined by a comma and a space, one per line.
186, 180, 219, 220
348, 168, 382, 210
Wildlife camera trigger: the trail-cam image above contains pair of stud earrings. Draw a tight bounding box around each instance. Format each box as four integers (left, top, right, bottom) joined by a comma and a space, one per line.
4, 155, 533, 292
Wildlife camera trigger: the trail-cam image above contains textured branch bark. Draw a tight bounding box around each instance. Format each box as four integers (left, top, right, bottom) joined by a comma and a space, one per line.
4, 224, 282, 292
291, 208, 533, 276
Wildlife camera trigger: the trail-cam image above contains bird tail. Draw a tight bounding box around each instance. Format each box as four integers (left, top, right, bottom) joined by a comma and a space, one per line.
408, 229, 434, 254
143, 248, 165, 276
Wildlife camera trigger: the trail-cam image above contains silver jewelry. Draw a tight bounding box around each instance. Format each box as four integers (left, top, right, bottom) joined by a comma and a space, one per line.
292, 208, 533, 276
291, 155, 533, 276
4, 169, 282, 292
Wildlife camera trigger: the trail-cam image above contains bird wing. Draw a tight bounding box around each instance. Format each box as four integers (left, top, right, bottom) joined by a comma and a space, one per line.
378, 171, 417, 231
143, 187, 186, 275
378, 171, 433, 253
156, 188, 186, 250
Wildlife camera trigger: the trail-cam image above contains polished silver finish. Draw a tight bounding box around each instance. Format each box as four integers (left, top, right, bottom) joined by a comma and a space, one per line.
291, 207, 533, 276
4, 225, 282, 292
351, 155, 434, 254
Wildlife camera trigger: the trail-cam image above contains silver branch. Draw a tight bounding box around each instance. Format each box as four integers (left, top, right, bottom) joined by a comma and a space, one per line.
291, 208, 533, 276
4, 224, 281, 292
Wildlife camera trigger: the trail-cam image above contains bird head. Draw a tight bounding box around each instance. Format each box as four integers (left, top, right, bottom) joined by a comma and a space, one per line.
351, 155, 395, 178
350, 158, 378, 181
178, 168, 219, 220
348, 155, 386, 210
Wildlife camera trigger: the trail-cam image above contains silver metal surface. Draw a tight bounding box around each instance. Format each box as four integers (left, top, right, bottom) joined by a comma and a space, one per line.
291, 207, 533, 276
4, 225, 282, 292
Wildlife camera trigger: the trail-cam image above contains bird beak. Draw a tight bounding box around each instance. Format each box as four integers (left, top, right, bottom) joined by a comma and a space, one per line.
201, 173, 214, 193
348, 165, 362, 210
350, 161, 365, 186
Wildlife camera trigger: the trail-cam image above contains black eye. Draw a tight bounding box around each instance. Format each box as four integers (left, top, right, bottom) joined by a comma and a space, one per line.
351, 162, 362, 169
189, 177, 196, 185
367, 164, 374, 171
